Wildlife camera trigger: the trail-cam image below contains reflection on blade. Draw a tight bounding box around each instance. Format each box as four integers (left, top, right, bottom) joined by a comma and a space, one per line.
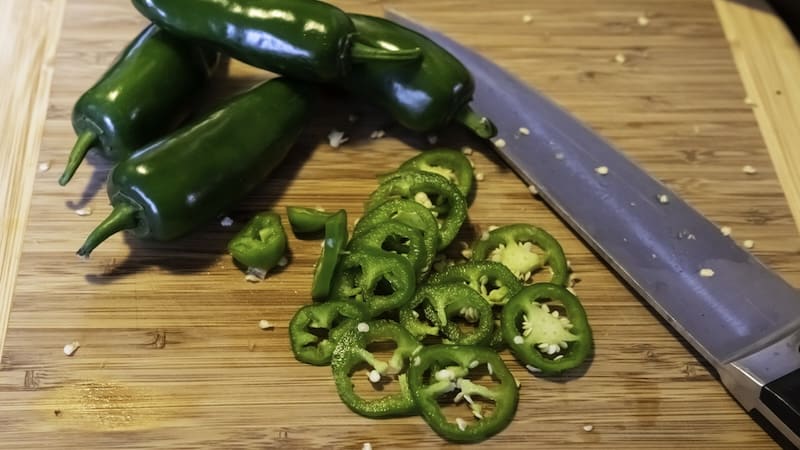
384, 9, 800, 366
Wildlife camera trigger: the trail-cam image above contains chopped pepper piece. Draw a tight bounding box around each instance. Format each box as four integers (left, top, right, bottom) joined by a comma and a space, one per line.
471, 223, 569, 286
428, 261, 522, 306
331, 320, 423, 417
227, 211, 287, 272
311, 209, 348, 300
289, 301, 368, 366
407, 344, 519, 443
380, 148, 475, 198
421, 283, 494, 346
329, 247, 416, 317
354, 198, 440, 255
365, 170, 467, 250
348, 221, 434, 283
501, 283, 592, 374
286, 206, 333, 234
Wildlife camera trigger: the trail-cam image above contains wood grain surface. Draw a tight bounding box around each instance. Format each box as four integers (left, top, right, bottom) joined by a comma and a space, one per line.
2, 0, 799, 448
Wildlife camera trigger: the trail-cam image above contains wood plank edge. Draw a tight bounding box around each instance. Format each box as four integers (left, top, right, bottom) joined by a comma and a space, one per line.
0, 0, 67, 359
714, 0, 800, 237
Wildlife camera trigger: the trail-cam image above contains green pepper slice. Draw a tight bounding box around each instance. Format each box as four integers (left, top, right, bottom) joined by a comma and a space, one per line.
227, 211, 287, 272
407, 344, 519, 443
501, 283, 592, 375
329, 248, 416, 317
286, 206, 333, 234
354, 198, 440, 255
365, 170, 467, 251
420, 283, 494, 346
289, 301, 368, 366
331, 320, 423, 417
349, 221, 433, 283
471, 223, 569, 286
380, 149, 474, 198
428, 261, 522, 306
311, 209, 348, 300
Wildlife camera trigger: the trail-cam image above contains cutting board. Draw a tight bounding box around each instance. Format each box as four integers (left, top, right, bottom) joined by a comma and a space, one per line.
3, 0, 800, 448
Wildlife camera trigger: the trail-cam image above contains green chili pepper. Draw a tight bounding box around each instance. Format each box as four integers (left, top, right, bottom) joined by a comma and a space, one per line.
353, 198, 440, 256
501, 283, 592, 375
407, 344, 519, 443
227, 211, 287, 272
365, 170, 467, 251
289, 300, 368, 366
329, 247, 416, 317
471, 223, 569, 286
76, 77, 313, 257
331, 320, 423, 417
399, 283, 493, 345
348, 221, 433, 283
286, 206, 333, 234
59, 24, 219, 186
427, 261, 522, 306
380, 149, 475, 198
310, 209, 348, 300
131, 0, 421, 83
343, 14, 496, 139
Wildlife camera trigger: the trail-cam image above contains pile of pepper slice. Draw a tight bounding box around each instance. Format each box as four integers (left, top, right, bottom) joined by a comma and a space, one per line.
286, 148, 593, 443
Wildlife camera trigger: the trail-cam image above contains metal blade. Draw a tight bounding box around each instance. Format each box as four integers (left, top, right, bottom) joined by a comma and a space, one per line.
384, 10, 800, 367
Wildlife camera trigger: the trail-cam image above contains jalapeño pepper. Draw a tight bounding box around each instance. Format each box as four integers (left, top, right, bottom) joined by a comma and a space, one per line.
428, 261, 522, 307
343, 14, 496, 138
289, 300, 368, 366
131, 0, 421, 83
331, 320, 422, 417
380, 148, 475, 198
353, 198, 440, 257
472, 223, 569, 286
399, 283, 493, 345
365, 170, 467, 251
407, 344, 519, 443
310, 209, 348, 300
348, 221, 433, 283
76, 77, 313, 256
501, 283, 592, 374
286, 206, 334, 235
59, 24, 219, 186
227, 211, 287, 273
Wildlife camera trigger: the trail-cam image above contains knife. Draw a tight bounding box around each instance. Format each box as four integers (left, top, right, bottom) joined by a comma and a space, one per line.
384, 9, 800, 447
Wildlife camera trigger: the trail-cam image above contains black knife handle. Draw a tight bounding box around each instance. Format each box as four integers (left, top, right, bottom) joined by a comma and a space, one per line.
761, 368, 800, 438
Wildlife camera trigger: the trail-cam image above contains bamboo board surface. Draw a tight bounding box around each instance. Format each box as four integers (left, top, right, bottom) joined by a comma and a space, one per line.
2, 0, 800, 448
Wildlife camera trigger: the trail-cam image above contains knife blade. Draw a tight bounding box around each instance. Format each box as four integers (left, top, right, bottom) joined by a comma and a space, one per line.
384, 9, 800, 446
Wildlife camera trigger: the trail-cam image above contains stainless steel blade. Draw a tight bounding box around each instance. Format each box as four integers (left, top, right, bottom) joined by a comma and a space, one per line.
385, 9, 800, 445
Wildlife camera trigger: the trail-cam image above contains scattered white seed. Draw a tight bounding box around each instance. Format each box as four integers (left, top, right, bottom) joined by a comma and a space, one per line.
245, 267, 267, 282
277, 256, 288, 267
595, 166, 609, 175
637, 14, 649, 26
74, 207, 92, 217
513, 335, 524, 345
743, 239, 755, 249
744, 96, 757, 107
493, 138, 507, 149
63, 341, 80, 356
526, 364, 542, 373
518, 127, 530, 135
435, 369, 455, 381
514, 376, 521, 388
368, 369, 382, 383
38, 161, 51, 172
488, 225, 500, 232
460, 248, 474, 259
720, 225, 732, 236
699, 268, 715, 278
461, 146, 474, 155
527, 184, 539, 195
362, 443, 373, 450
258, 320, 274, 330
427, 134, 438, 145
614, 53, 627, 64
657, 194, 669, 204
522, 14, 533, 24
327, 129, 348, 148
475, 172, 485, 181
742, 165, 757, 174
468, 360, 480, 369
220, 216, 234, 227
480, 231, 491, 241
487, 362, 493, 375
583, 424, 594, 432
456, 418, 468, 432
555, 152, 565, 160
357, 322, 370, 333
370, 129, 386, 139
413, 356, 422, 366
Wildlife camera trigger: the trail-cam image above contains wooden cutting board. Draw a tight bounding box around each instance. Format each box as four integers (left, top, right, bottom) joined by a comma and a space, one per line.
2, 0, 799, 448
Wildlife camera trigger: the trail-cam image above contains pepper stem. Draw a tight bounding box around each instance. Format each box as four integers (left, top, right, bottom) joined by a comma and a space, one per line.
350, 40, 422, 62
454, 106, 497, 139
76, 201, 140, 257
59, 131, 97, 186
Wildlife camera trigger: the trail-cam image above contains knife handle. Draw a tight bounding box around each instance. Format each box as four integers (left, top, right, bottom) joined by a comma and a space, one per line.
761, 368, 800, 439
